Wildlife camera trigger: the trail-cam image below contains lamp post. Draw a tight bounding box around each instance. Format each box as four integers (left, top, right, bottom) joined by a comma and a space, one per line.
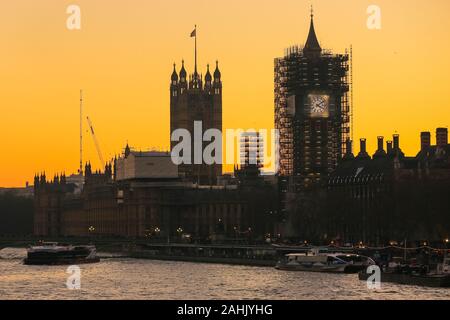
177, 227, 183, 242
88, 225, 95, 244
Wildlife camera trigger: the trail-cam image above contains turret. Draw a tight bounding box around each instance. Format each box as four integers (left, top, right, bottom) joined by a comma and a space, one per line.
179, 60, 187, 84
204, 64, 212, 89
34, 174, 40, 190
213, 61, 222, 95
214, 60, 221, 82
85, 162, 92, 176
189, 71, 202, 90
125, 143, 131, 158
60, 173, 66, 185
105, 163, 112, 179
171, 63, 178, 84
40, 172, 46, 185
170, 63, 179, 100
113, 156, 117, 180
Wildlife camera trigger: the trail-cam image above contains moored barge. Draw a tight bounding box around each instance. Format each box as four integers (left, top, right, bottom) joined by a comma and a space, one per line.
359, 270, 450, 288
359, 256, 450, 288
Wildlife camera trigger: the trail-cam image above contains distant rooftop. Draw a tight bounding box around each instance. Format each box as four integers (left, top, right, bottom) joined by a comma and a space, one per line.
128, 150, 171, 158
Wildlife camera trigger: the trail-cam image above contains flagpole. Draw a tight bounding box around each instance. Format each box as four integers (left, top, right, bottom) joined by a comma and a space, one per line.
194, 25, 197, 74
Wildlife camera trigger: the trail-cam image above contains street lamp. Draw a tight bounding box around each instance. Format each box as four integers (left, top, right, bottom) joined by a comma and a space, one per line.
88, 226, 95, 243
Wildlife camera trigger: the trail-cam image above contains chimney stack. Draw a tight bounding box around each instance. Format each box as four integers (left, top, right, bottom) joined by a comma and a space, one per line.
373, 136, 387, 158
436, 128, 448, 148
343, 139, 354, 160
392, 134, 405, 158
420, 132, 431, 151
357, 138, 370, 159
378, 136, 384, 151
360, 138, 367, 153
386, 141, 393, 155
393, 134, 400, 150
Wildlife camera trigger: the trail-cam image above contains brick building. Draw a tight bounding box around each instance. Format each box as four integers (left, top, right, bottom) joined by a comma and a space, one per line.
34, 151, 277, 240
284, 129, 450, 244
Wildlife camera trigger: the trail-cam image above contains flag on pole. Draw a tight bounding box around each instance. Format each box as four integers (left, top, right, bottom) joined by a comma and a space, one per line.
190, 28, 196, 37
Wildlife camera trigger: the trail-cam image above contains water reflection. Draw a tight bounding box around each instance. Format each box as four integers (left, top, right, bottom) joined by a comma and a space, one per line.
0, 248, 448, 300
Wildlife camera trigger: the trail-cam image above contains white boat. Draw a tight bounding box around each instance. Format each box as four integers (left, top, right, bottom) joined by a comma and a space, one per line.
275, 250, 375, 273
24, 242, 100, 265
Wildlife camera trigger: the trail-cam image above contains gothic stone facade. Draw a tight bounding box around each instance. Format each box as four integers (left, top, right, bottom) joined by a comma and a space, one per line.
284, 130, 450, 244
34, 165, 277, 240
170, 61, 222, 185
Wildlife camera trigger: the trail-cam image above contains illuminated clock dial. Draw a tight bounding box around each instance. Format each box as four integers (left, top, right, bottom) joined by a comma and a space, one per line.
311, 96, 326, 113
308, 94, 329, 118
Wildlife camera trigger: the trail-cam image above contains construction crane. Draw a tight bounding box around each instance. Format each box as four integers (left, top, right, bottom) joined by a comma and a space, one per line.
86, 116, 105, 168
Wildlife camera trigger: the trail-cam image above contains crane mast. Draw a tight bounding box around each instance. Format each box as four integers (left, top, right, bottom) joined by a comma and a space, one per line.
79, 90, 83, 174
86, 116, 105, 168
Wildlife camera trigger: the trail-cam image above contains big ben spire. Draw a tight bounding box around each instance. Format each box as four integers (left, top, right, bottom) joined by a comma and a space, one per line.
303, 6, 322, 57
275, 5, 350, 187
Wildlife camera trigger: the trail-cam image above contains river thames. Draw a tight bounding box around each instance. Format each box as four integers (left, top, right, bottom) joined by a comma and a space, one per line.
0, 248, 448, 300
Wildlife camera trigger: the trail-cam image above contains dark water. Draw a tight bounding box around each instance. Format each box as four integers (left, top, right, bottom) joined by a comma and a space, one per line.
0, 248, 449, 300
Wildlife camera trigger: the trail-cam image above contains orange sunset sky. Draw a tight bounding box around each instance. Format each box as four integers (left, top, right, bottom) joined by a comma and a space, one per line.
1, 0, 449, 187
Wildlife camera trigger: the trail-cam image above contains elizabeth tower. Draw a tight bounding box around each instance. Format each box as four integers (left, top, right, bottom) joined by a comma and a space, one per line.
275, 11, 351, 191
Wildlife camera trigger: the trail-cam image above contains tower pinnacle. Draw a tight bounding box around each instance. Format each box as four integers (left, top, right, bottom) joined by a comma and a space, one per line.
303, 8, 322, 57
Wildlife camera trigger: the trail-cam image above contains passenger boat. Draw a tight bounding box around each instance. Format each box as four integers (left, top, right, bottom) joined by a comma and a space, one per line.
359, 256, 450, 288
275, 250, 375, 273
24, 242, 100, 265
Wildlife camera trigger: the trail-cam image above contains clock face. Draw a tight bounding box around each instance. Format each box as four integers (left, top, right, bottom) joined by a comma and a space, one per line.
308, 94, 330, 118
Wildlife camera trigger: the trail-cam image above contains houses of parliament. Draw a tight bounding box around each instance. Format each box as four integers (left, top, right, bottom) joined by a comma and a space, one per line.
32, 12, 450, 245
170, 59, 223, 185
